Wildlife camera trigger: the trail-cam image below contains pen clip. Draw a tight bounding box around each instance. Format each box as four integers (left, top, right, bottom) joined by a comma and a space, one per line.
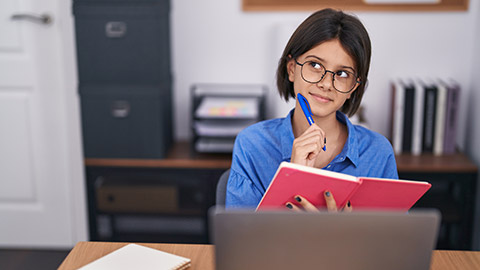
297, 93, 312, 115
297, 93, 314, 126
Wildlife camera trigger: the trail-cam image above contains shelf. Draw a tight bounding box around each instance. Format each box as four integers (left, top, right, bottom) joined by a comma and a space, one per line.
85, 141, 231, 169
86, 143, 477, 174
395, 153, 477, 173
242, 0, 469, 12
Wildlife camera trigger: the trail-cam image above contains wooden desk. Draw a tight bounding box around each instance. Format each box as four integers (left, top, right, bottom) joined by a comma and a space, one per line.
59, 241, 480, 270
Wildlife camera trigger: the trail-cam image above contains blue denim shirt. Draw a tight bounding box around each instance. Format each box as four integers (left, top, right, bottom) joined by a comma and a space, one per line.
226, 110, 398, 209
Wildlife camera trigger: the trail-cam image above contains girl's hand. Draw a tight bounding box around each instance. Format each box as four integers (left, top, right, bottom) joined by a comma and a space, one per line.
291, 124, 326, 167
285, 191, 352, 212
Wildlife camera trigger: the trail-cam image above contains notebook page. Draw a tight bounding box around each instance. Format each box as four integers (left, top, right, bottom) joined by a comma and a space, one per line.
78, 243, 191, 270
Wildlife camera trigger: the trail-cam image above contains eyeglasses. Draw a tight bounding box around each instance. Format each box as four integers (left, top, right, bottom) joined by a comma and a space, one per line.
295, 59, 360, 93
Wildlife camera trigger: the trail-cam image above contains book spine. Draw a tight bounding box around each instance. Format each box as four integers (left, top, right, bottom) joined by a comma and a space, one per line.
343, 178, 364, 209
411, 79, 425, 156
422, 84, 437, 153
443, 82, 460, 154
392, 80, 404, 155
402, 83, 415, 153
433, 81, 447, 156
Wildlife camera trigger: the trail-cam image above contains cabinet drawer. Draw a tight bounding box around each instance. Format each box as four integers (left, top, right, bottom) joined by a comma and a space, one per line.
97, 184, 178, 214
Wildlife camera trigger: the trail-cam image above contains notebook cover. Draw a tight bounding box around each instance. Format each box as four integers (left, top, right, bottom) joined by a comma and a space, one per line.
350, 178, 431, 211
256, 162, 361, 210
257, 162, 431, 212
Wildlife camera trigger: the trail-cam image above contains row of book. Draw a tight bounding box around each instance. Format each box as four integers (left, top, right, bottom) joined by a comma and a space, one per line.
390, 78, 460, 155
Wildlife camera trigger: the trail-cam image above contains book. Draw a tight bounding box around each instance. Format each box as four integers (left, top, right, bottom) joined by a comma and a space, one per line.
443, 80, 460, 154
390, 79, 405, 154
256, 162, 431, 212
402, 82, 415, 153
422, 82, 438, 153
411, 79, 425, 156
78, 243, 191, 270
433, 80, 448, 156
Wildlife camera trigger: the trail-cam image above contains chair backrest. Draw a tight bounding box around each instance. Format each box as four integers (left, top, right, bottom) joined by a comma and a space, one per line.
216, 169, 230, 206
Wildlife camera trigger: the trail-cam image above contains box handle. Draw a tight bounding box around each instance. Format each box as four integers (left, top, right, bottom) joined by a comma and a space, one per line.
105, 21, 127, 38
111, 100, 130, 118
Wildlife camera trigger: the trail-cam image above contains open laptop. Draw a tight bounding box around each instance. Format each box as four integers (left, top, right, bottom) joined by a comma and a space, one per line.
210, 208, 440, 270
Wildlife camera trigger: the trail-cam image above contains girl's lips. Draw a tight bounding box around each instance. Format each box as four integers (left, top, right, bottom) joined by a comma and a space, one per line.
310, 93, 332, 103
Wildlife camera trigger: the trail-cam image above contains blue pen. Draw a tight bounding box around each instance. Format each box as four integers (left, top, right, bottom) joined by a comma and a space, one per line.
297, 93, 326, 151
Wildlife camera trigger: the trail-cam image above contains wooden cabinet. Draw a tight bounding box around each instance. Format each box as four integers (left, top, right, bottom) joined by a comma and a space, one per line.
85, 144, 477, 249
85, 142, 230, 244
396, 153, 478, 250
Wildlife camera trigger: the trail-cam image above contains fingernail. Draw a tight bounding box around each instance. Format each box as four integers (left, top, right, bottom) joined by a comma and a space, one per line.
325, 191, 331, 197
295, 196, 302, 202
286, 203, 293, 209
347, 201, 351, 207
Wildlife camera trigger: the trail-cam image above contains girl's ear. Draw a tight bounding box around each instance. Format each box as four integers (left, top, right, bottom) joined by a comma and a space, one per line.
347, 80, 360, 99
287, 57, 296, 82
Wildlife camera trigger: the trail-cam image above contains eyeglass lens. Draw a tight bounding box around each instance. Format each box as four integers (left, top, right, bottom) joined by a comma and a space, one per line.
301, 61, 357, 93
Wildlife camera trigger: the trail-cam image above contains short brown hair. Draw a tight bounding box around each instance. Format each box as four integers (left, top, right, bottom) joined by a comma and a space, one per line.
276, 9, 371, 117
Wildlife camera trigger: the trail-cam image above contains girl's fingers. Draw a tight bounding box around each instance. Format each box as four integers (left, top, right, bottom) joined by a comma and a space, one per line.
343, 200, 353, 212
293, 195, 319, 212
324, 190, 338, 212
285, 202, 302, 212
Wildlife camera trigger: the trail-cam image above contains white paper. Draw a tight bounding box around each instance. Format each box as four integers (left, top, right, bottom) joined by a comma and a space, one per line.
195, 138, 235, 153
194, 119, 255, 136
78, 244, 191, 270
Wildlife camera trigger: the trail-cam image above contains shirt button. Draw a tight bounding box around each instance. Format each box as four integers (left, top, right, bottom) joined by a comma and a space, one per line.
327, 165, 331, 168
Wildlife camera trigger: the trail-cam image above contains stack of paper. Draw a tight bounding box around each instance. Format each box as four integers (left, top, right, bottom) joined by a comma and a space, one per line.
195, 97, 259, 119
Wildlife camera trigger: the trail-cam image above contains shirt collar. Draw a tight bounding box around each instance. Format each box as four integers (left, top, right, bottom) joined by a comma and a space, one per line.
280, 109, 359, 167
335, 111, 359, 167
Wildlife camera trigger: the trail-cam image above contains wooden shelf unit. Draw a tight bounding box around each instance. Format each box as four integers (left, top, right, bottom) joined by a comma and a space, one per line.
84, 143, 477, 249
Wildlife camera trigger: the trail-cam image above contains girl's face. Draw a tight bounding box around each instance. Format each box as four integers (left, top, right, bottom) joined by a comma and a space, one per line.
287, 39, 358, 119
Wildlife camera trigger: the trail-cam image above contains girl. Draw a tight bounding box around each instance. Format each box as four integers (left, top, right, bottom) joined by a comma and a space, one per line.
226, 9, 398, 210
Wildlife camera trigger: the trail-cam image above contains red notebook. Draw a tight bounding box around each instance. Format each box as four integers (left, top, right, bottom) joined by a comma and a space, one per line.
256, 162, 431, 211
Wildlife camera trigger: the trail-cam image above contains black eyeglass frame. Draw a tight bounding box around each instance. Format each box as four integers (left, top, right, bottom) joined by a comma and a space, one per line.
294, 59, 361, 94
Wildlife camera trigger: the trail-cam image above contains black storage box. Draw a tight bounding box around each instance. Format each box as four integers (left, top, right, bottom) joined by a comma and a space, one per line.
74, 0, 173, 158
73, 0, 171, 86
80, 86, 172, 158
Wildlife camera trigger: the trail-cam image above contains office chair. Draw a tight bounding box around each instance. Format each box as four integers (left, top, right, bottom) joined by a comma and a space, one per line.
216, 169, 230, 206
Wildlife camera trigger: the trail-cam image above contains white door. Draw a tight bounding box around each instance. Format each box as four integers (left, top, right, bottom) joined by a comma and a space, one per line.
0, 0, 87, 248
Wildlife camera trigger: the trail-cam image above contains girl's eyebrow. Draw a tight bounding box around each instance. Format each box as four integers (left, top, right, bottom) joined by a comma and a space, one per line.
305, 55, 356, 73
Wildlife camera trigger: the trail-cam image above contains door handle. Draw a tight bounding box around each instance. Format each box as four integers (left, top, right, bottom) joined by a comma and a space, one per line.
11, 13, 53, 25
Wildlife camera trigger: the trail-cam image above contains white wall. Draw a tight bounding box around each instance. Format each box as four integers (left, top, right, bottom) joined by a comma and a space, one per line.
171, 1, 479, 156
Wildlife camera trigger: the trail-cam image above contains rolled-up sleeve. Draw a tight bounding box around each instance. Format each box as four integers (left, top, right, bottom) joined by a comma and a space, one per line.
225, 168, 263, 209
382, 153, 399, 179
